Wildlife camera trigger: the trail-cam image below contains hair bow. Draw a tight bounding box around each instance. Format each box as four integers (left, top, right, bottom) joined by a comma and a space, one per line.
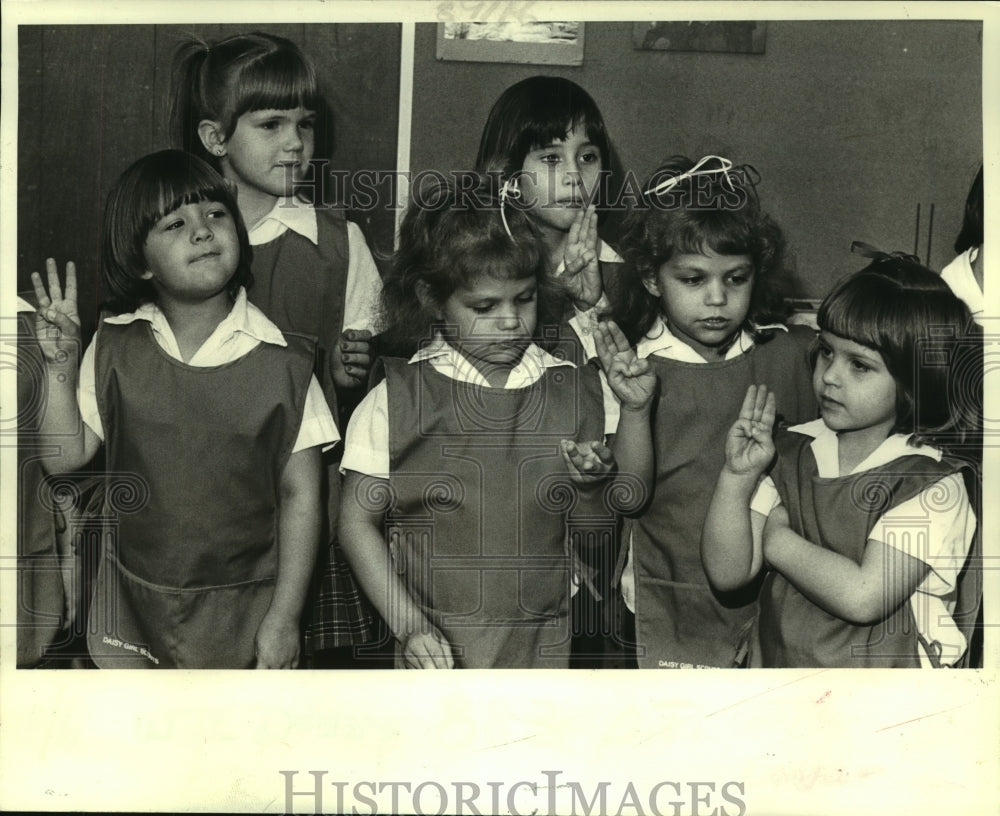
499, 177, 521, 242
644, 154, 736, 197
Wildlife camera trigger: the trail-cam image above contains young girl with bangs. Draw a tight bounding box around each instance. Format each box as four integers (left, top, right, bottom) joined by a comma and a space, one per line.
476, 77, 633, 663
702, 255, 979, 667
170, 32, 383, 661
337, 179, 655, 669
31, 150, 337, 668
607, 155, 817, 669
475, 75, 621, 319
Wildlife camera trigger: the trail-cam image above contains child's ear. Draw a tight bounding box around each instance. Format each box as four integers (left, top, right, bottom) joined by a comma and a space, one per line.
198, 120, 227, 158
641, 274, 661, 298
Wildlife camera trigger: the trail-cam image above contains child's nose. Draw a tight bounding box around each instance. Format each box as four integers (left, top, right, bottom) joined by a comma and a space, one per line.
563, 160, 581, 187
285, 126, 304, 152
704, 280, 727, 305
821, 360, 841, 386
496, 312, 522, 331
191, 219, 213, 242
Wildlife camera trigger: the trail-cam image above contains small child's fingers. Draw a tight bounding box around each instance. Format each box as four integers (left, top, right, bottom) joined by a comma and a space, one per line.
407, 633, 451, 669
588, 441, 615, 467
752, 384, 770, 421
45, 258, 63, 302
342, 329, 373, 343
574, 440, 608, 471
560, 439, 584, 469
340, 339, 370, 354
430, 634, 454, 669
592, 323, 610, 360
604, 320, 631, 355
30, 271, 51, 308
760, 390, 777, 428
737, 384, 758, 422
593, 323, 622, 372
63, 261, 78, 303
730, 418, 754, 440
626, 357, 652, 377
561, 439, 601, 475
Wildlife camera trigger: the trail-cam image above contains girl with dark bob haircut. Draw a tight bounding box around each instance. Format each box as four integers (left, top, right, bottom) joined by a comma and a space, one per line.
475, 75, 611, 182
703, 255, 980, 668
101, 149, 252, 314
816, 255, 978, 446
31, 148, 336, 669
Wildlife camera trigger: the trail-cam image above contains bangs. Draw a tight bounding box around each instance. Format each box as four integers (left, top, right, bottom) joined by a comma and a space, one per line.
512, 79, 609, 168
101, 149, 252, 314
451, 229, 544, 286
670, 211, 755, 258
475, 76, 610, 179
232, 50, 318, 117
521, 112, 608, 163
132, 156, 236, 237
817, 280, 887, 351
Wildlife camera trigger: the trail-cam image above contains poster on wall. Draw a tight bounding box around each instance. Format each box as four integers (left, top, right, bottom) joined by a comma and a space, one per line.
437, 21, 585, 64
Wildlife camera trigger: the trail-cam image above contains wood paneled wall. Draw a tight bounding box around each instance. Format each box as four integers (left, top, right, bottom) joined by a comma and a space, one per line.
17, 24, 401, 340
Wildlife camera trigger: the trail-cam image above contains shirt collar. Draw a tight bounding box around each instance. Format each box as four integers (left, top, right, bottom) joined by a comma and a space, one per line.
787, 418, 941, 477
409, 336, 574, 386
637, 316, 783, 363
247, 197, 318, 246
103, 288, 287, 348
598, 240, 623, 263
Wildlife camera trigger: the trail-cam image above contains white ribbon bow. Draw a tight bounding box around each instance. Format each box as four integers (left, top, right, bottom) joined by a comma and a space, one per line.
644, 155, 735, 197
499, 177, 521, 241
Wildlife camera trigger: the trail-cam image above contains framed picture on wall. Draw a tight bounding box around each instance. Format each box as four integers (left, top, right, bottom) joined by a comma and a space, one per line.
633, 21, 766, 53
436, 22, 584, 65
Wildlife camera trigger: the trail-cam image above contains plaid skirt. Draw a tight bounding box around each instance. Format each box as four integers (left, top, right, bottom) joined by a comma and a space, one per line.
303, 538, 375, 653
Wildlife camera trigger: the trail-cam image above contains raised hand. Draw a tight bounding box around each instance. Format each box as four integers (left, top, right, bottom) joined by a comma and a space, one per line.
559, 205, 602, 309
724, 384, 776, 478
560, 438, 616, 486
593, 320, 656, 412
30, 259, 81, 364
